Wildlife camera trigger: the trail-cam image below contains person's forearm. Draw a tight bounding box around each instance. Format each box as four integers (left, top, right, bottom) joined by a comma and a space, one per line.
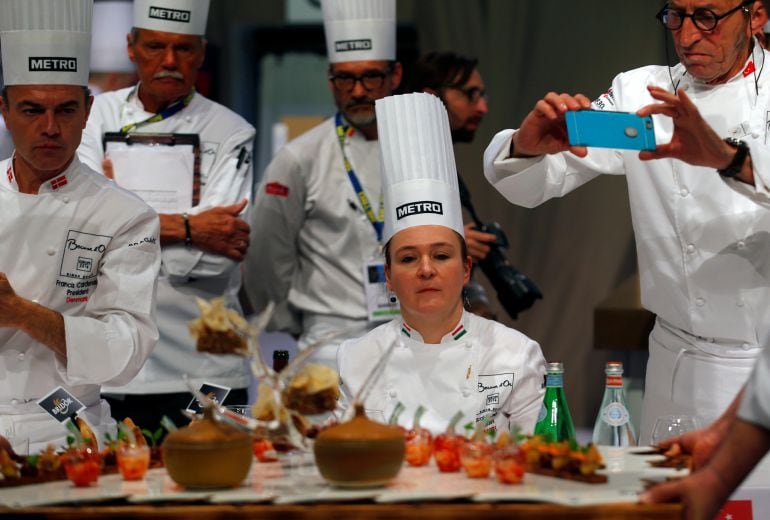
14, 298, 66, 358
159, 213, 185, 246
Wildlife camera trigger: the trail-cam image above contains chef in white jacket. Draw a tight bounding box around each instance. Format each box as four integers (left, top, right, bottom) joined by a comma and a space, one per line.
338, 93, 546, 434
0, 0, 160, 452
78, 0, 255, 429
245, 0, 403, 369
483, 0, 770, 444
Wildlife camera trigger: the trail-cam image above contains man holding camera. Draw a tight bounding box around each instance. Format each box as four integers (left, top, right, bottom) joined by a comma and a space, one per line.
411, 51, 540, 320
484, 0, 770, 444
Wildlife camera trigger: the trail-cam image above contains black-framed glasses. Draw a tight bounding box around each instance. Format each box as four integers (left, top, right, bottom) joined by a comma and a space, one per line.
328, 68, 392, 92
444, 85, 488, 104
656, 1, 752, 31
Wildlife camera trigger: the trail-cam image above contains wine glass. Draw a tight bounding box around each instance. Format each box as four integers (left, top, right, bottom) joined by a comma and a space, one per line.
651, 414, 699, 445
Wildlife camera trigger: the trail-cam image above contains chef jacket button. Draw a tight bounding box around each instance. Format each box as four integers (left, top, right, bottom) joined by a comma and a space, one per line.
464, 343, 472, 350
695, 297, 705, 307
737, 241, 746, 249
47, 247, 56, 256
388, 390, 397, 398
737, 297, 745, 307
185, 116, 192, 123
679, 188, 689, 197
686, 244, 695, 254
707, 337, 715, 343
17, 352, 24, 361
461, 389, 470, 397
752, 133, 760, 139
10, 399, 18, 405
31, 299, 38, 304
742, 343, 751, 350
61, 196, 69, 203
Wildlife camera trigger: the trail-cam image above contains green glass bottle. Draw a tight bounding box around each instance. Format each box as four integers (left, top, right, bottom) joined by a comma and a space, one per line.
533, 361, 576, 442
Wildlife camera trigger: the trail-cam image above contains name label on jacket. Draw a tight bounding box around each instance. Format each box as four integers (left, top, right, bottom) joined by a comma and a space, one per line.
28, 57, 77, 72
335, 39, 372, 52
149, 6, 191, 22
60, 230, 112, 280
396, 201, 443, 220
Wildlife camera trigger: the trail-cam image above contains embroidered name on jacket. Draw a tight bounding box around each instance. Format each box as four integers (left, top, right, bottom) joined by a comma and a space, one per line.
29, 57, 77, 72
396, 201, 443, 220
149, 6, 191, 22
335, 39, 372, 52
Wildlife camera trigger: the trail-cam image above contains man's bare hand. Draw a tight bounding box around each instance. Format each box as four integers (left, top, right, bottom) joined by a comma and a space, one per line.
102, 157, 115, 180
464, 223, 497, 261
512, 91, 592, 158
0, 272, 21, 327
188, 199, 251, 261
637, 86, 735, 169
655, 423, 725, 470
639, 466, 730, 520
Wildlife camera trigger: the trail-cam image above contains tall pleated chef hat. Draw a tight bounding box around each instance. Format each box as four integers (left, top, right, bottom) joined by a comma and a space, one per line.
0, 0, 93, 86
91, 0, 134, 73
376, 92, 464, 244
321, 0, 395, 64
133, 0, 209, 36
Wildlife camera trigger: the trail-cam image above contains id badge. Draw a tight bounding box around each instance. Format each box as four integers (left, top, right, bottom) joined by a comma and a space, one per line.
363, 259, 400, 322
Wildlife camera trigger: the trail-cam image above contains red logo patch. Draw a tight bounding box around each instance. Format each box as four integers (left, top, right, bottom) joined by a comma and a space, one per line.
265, 182, 289, 197
6, 166, 12, 184
743, 61, 755, 77
51, 176, 68, 190
716, 499, 753, 520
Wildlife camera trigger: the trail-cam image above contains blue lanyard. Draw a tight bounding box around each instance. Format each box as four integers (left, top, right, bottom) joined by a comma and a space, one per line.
120, 87, 195, 134
334, 113, 384, 243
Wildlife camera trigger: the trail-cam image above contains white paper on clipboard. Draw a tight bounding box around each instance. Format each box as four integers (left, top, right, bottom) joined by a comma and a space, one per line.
106, 141, 195, 213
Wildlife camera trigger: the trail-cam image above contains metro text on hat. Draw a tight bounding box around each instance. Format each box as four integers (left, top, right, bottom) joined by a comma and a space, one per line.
28, 57, 77, 72
396, 201, 444, 220
148, 6, 191, 23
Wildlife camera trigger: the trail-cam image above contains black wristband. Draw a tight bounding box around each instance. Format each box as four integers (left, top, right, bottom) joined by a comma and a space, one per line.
718, 138, 749, 178
182, 212, 192, 247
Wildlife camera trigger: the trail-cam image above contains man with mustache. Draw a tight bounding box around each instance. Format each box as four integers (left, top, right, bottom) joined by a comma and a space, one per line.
78, 0, 256, 428
245, 0, 403, 369
0, 0, 160, 451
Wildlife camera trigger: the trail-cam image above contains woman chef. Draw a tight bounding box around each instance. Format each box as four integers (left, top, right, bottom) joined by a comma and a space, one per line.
337, 93, 546, 434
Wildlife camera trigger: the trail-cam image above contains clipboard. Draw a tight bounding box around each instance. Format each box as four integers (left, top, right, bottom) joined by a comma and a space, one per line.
103, 132, 202, 212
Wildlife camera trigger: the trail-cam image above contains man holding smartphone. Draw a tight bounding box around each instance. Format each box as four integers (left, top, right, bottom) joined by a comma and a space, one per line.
484, 0, 770, 446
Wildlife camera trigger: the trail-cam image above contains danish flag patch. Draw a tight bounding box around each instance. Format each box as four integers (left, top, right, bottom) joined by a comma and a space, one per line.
743, 61, 755, 77
265, 181, 289, 197
50, 175, 68, 190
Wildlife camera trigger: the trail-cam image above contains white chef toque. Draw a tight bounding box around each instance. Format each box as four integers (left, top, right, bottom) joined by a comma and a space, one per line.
133, 0, 209, 36
321, 0, 395, 64
91, 0, 134, 73
0, 0, 93, 86
376, 93, 464, 244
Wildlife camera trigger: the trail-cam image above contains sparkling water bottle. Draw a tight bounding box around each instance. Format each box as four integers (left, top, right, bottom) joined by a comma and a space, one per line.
592, 361, 637, 446
533, 362, 576, 442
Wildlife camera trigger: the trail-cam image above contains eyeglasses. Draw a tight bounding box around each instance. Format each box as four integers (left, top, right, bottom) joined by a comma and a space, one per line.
328, 68, 392, 92
656, 1, 752, 32
445, 85, 488, 104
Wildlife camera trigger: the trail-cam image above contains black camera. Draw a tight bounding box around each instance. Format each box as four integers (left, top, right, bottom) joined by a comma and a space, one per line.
475, 222, 542, 320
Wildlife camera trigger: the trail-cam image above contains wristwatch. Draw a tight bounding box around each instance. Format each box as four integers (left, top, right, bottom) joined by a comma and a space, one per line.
717, 137, 749, 178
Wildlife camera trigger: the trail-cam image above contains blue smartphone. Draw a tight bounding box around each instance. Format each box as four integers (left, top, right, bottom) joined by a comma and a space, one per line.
566, 110, 656, 151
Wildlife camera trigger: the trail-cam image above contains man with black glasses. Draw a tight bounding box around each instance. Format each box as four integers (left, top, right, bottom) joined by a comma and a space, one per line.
484, 0, 770, 444
246, 0, 402, 369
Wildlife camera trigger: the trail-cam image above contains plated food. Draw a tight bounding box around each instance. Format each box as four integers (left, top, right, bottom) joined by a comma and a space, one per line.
189, 297, 251, 355
520, 436, 607, 484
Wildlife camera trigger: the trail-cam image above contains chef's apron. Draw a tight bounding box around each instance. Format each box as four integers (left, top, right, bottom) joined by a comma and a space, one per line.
639, 317, 760, 445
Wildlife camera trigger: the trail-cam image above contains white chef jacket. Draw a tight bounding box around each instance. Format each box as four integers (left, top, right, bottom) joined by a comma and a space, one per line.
483, 44, 770, 443
0, 156, 160, 452
739, 342, 770, 430
337, 311, 546, 435
78, 85, 256, 393
245, 116, 384, 367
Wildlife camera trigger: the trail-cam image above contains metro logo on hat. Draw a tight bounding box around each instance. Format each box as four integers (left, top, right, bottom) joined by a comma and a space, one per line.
133, 0, 209, 36
376, 93, 464, 243
321, 0, 395, 64
0, 0, 93, 86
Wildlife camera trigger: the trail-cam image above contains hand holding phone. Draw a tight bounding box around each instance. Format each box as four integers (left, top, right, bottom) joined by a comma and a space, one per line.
566, 110, 656, 151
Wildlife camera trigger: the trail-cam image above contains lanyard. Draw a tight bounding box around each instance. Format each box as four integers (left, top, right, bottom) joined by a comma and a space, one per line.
334, 113, 384, 243
120, 87, 195, 134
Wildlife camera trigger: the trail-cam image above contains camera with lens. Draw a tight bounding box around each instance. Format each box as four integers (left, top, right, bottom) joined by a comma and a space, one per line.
475, 222, 542, 320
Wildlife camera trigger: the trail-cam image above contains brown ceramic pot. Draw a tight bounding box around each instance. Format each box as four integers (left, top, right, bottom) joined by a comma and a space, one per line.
313, 404, 405, 487
162, 408, 252, 489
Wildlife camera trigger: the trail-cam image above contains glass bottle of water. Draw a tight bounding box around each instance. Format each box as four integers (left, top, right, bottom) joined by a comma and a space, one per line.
533, 362, 576, 442
592, 361, 637, 446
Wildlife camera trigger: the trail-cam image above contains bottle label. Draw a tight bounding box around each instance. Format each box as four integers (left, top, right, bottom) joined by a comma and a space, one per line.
537, 402, 547, 422
601, 402, 629, 427
605, 375, 623, 387
545, 373, 563, 388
